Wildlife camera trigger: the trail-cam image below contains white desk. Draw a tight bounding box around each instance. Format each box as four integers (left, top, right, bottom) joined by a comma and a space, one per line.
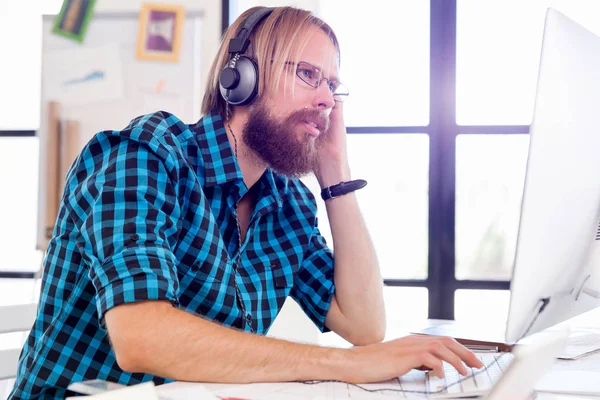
157, 311, 600, 399
157, 339, 600, 399
157, 381, 597, 399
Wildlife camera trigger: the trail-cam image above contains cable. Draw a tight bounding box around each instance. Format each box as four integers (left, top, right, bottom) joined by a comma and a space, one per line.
295, 297, 551, 396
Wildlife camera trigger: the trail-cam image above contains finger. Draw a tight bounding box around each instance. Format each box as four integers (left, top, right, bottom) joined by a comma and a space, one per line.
412, 353, 444, 379
427, 341, 468, 376
439, 337, 484, 369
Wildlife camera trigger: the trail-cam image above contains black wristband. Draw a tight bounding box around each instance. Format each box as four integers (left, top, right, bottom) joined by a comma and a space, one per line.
321, 179, 367, 201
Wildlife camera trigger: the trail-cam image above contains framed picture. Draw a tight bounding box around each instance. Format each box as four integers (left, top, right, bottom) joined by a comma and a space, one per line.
52, 0, 97, 43
136, 3, 186, 62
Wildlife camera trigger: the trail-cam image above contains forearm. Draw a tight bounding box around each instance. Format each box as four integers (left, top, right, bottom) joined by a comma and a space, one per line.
106, 301, 348, 382
325, 193, 386, 337
317, 161, 386, 342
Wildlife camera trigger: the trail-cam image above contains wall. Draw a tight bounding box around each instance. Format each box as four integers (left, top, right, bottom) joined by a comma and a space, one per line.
95, 0, 222, 103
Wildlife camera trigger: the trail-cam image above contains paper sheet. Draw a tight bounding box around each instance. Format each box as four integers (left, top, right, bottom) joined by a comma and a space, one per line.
156, 382, 219, 400
43, 44, 124, 107
67, 382, 159, 400
535, 371, 600, 396
204, 381, 427, 399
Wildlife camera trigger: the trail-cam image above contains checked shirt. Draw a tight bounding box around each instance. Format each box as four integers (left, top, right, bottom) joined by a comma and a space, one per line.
10, 111, 335, 399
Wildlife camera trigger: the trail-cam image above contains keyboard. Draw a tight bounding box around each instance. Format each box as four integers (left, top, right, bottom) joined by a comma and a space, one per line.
559, 333, 600, 359
397, 352, 514, 399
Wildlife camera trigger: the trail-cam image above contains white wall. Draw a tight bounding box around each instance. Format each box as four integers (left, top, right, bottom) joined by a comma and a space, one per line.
95, 0, 221, 103
233, 0, 320, 15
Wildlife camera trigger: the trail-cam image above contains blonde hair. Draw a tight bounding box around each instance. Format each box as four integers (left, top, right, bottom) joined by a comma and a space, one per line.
201, 6, 340, 118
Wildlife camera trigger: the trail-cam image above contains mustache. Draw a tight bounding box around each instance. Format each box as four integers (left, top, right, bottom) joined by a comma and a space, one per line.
286, 108, 330, 132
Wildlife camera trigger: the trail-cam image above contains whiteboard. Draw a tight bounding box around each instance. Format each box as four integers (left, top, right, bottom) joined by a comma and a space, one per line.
37, 12, 203, 249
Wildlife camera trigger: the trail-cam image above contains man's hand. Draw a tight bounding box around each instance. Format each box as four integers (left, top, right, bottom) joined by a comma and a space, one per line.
314, 101, 350, 188
343, 335, 485, 383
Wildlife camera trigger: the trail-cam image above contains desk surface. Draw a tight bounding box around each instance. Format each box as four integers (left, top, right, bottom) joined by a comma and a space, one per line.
157, 381, 596, 399
158, 311, 600, 399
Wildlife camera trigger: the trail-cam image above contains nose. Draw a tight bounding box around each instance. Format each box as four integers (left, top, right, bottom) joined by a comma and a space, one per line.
311, 79, 335, 110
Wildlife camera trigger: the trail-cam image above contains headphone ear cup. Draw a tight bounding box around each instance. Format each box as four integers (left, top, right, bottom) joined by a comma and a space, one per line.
219, 56, 259, 106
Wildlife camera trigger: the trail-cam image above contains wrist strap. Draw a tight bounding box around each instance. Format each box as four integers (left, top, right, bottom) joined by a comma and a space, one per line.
321, 179, 367, 201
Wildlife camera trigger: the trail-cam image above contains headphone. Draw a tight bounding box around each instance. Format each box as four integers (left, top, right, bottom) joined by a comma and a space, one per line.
219, 8, 274, 106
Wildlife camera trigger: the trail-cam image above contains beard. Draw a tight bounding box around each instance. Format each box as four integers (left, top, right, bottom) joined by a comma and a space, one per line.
242, 102, 329, 178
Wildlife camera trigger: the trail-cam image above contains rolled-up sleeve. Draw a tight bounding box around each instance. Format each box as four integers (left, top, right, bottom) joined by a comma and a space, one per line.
290, 220, 336, 333
68, 133, 183, 323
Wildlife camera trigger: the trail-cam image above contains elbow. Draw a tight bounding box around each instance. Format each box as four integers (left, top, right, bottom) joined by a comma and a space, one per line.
105, 303, 158, 374
361, 330, 386, 346
111, 332, 148, 373
113, 347, 143, 373
349, 322, 386, 346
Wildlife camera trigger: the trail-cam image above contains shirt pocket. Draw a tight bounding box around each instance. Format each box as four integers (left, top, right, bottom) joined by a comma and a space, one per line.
267, 257, 298, 308
178, 237, 228, 281
177, 241, 231, 310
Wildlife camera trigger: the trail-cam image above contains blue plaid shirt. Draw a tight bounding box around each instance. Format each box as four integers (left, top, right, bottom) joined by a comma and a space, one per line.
10, 111, 335, 399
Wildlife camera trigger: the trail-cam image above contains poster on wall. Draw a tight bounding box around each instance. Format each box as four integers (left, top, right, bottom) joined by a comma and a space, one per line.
136, 3, 186, 62
43, 44, 125, 107
52, 0, 97, 43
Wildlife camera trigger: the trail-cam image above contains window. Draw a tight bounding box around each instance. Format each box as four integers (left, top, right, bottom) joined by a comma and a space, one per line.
318, 0, 430, 126
0, 0, 63, 130
0, 138, 43, 273
455, 289, 510, 326
302, 134, 429, 280
453, 0, 600, 319
455, 134, 529, 280
230, 0, 432, 324
0, 1, 63, 277
456, 0, 600, 125
227, 0, 538, 321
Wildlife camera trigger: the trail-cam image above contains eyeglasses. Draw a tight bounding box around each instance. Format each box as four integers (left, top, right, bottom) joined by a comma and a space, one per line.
285, 61, 349, 102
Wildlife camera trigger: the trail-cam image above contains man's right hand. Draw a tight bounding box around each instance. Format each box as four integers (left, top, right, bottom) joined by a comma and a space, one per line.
343, 335, 485, 383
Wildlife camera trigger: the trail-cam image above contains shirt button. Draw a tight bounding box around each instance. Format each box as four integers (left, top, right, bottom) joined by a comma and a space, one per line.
246, 314, 252, 323
130, 234, 139, 241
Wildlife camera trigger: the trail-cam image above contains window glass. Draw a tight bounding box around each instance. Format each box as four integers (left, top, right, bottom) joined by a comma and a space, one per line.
455, 289, 510, 327
302, 134, 429, 280
0, 138, 43, 272
457, 0, 600, 125
0, 0, 63, 129
455, 134, 529, 280
318, 0, 430, 126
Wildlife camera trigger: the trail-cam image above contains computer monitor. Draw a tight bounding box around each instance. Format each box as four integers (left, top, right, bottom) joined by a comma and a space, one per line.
505, 8, 600, 343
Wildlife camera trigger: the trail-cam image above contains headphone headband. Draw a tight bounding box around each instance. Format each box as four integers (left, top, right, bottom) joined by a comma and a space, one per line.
228, 8, 274, 55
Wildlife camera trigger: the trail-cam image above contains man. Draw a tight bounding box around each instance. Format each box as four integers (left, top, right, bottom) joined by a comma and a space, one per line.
10, 6, 483, 399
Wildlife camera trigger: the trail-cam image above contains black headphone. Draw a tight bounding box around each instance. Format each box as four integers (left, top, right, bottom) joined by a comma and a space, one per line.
219, 8, 274, 106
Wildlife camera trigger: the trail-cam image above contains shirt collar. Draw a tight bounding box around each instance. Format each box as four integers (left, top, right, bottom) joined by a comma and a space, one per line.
191, 111, 282, 206
258, 168, 283, 208
191, 111, 243, 187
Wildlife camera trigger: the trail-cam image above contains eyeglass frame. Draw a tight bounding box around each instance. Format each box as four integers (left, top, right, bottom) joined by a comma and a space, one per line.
284, 60, 349, 102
